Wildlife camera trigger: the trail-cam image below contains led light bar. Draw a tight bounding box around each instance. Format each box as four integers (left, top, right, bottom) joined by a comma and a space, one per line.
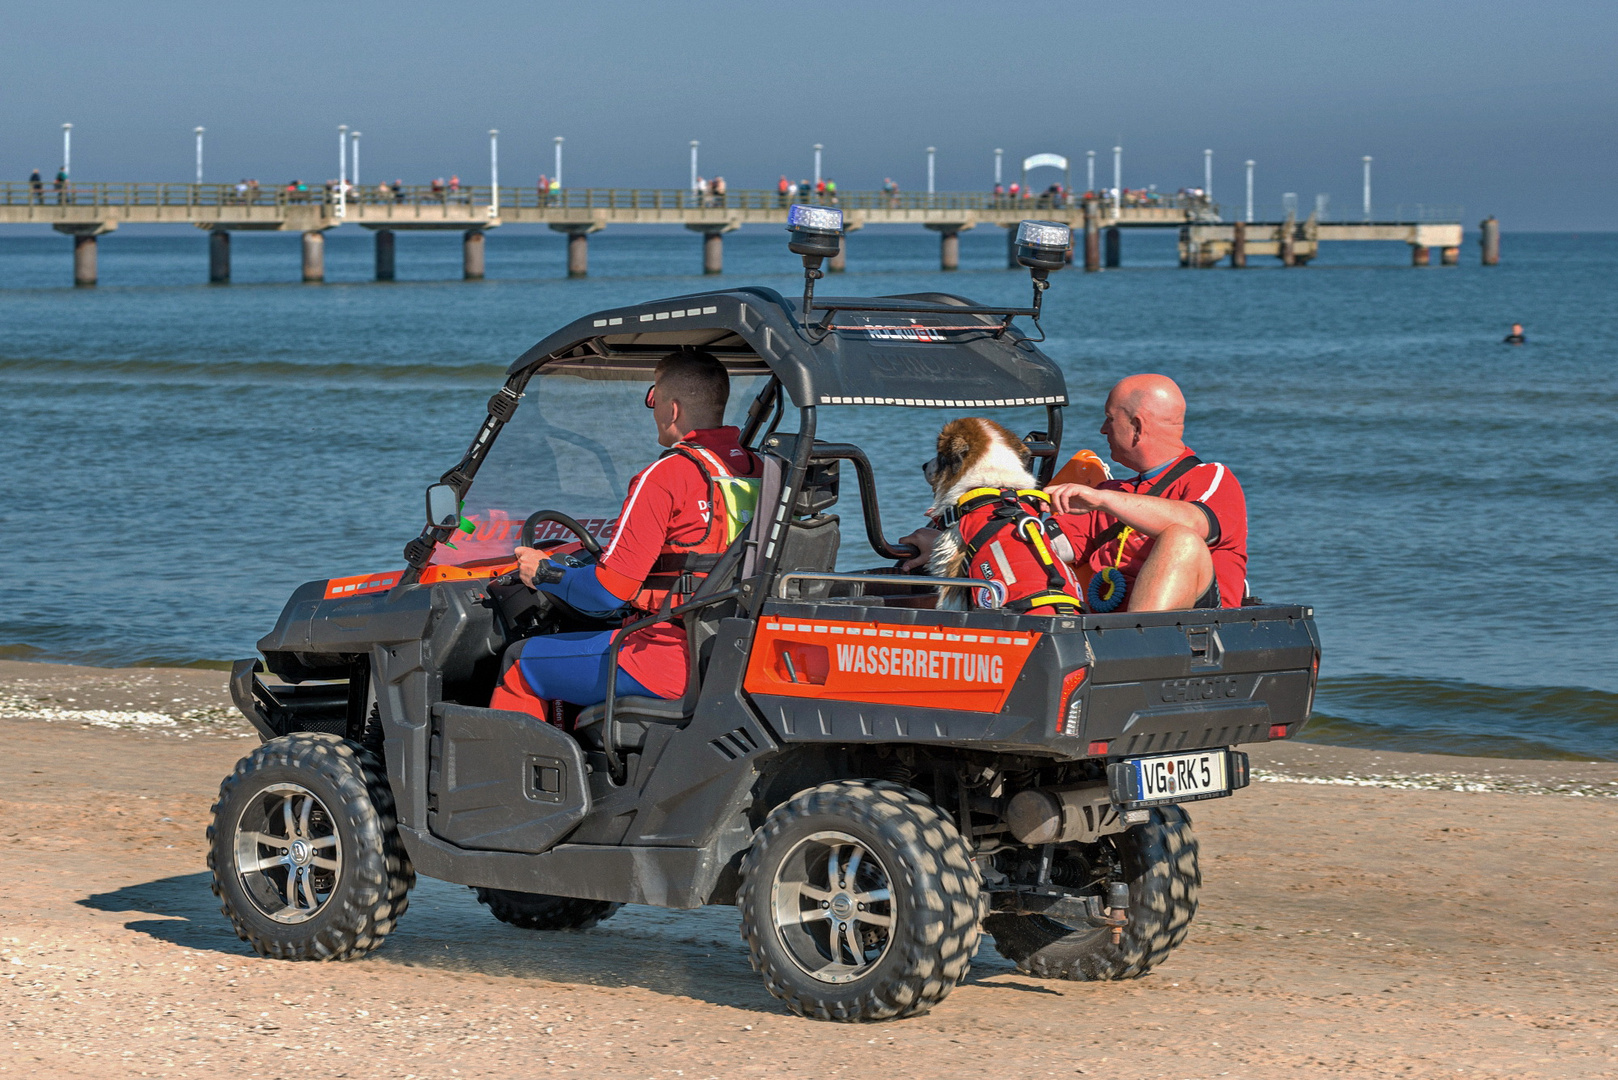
1015, 220, 1072, 272
787, 203, 843, 235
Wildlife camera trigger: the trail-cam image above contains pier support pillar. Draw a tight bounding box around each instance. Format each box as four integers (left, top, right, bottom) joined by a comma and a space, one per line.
208, 230, 230, 283
1439, 246, 1459, 266
1480, 216, 1500, 266
1103, 226, 1120, 268
926, 223, 972, 271
686, 221, 740, 275
829, 234, 846, 273
302, 230, 325, 282
1231, 221, 1247, 268
1006, 226, 1019, 270
1280, 216, 1297, 267
55, 223, 114, 287
1084, 203, 1100, 272
73, 235, 97, 286
375, 229, 396, 281
550, 223, 602, 277
463, 229, 486, 280
1411, 244, 1430, 267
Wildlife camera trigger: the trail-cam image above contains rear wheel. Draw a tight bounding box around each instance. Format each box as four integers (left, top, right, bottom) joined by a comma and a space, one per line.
473, 888, 621, 930
207, 733, 414, 960
738, 780, 981, 1022
984, 805, 1199, 980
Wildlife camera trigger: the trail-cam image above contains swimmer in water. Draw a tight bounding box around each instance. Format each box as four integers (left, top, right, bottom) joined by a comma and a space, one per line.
1504, 323, 1526, 344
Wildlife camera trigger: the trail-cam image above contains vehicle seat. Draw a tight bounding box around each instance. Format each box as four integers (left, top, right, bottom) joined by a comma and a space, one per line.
569, 448, 839, 752
572, 695, 684, 752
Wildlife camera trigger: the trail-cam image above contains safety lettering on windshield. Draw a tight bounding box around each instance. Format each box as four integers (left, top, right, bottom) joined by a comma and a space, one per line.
745, 618, 1041, 713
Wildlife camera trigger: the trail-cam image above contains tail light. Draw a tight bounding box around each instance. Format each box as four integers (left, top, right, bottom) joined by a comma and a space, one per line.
1057, 666, 1089, 738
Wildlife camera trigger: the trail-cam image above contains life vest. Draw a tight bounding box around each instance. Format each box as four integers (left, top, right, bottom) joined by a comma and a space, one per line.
944, 488, 1084, 615
631, 441, 762, 615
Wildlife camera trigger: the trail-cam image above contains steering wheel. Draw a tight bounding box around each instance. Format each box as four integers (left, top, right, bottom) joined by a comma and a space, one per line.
520, 510, 603, 557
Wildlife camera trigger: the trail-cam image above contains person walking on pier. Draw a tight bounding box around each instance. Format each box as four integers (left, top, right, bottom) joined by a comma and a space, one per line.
54, 168, 67, 203
777, 175, 790, 206
29, 170, 42, 203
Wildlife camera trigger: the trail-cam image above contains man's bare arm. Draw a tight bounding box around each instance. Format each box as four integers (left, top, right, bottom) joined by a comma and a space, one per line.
1046, 484, 1209, 540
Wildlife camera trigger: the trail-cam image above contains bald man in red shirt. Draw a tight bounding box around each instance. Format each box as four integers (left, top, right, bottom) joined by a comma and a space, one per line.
1048, 374, 1248, 612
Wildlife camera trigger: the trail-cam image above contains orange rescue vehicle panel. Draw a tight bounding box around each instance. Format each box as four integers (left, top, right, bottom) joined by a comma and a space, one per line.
745, 617, 1042, 714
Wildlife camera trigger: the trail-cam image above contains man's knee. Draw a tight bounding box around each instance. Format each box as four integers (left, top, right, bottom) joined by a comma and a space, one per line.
1154, 522, 1206, 557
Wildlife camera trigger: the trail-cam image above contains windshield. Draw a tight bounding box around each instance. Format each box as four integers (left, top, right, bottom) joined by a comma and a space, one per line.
432, 368, 769, 564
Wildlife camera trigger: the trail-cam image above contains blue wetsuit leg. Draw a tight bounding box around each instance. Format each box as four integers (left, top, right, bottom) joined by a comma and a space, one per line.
512, 630, 658, 707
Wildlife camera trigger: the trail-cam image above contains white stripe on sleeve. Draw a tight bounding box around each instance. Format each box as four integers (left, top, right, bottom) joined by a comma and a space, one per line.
601, 455, 679, 560
1194, 462, 1226, 503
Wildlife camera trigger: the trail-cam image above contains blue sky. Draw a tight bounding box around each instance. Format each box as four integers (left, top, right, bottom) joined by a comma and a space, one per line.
2, 0, 1613, 229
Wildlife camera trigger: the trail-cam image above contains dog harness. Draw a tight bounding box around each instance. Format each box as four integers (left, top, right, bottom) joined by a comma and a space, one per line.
945, 488, 1084, 614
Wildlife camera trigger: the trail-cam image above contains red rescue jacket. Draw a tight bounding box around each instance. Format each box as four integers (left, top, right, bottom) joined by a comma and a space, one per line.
942, 488, 1084, 614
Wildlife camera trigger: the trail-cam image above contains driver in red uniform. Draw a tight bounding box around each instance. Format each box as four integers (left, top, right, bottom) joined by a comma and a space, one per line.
489, 350, 761, 720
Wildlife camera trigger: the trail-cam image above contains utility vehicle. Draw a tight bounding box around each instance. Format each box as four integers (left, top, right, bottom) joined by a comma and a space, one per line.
209, 213, 1320, 1021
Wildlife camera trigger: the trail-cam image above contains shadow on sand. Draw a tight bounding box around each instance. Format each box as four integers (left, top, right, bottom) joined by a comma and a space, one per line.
79, 872, 1033, 1012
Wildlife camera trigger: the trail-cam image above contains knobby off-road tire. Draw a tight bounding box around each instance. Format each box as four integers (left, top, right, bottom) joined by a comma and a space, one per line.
207, 733, 415, 960
985, 804, 1199, 980
737, 780, 982, 1022
473, 888, 621, 930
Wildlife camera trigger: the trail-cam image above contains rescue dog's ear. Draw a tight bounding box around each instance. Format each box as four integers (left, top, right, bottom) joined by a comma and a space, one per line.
928, 422, 974, 493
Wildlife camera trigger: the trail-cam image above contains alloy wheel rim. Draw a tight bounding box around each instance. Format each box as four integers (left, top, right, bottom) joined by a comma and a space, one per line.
233, 783, 342, 924
770, 830, 895, 984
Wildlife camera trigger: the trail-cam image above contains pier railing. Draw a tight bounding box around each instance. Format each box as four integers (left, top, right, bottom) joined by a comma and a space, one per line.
0, 181, 1218, 217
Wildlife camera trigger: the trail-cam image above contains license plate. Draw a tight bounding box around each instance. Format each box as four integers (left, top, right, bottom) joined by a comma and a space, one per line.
1109, 750, 1233, 809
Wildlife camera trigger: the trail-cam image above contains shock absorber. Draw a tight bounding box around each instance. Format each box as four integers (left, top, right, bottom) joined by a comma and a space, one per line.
883, 763, 914, 786
1107, 881, 1130, 944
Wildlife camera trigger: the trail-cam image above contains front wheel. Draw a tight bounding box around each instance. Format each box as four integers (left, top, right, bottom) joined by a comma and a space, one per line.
984, 804, 1199, 980
207, 733, 415, 960
738, 780, 981, 1022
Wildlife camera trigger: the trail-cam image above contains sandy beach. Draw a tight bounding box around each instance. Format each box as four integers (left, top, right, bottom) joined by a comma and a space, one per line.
1, 658, 1614, 1079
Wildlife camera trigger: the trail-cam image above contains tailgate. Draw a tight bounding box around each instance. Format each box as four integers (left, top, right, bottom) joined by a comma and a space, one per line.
1077, 605, 1319, 757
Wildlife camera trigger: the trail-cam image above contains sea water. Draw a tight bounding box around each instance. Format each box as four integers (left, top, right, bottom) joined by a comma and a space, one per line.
1, 227, 1613, 759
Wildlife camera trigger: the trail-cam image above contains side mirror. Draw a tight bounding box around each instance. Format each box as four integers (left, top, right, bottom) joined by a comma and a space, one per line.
425, 483, 460, 529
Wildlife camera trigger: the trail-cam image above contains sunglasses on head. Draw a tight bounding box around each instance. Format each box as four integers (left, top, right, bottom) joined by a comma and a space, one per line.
644, 384, 656, 409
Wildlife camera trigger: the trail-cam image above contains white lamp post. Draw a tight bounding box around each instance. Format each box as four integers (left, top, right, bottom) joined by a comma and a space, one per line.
1086, 150, 1095, 194
994, 148, 1002, 188
1112, 145, 1122, 219
927, 146, 935, 195
689, 140, 699, 195
813, 143, 822, 188
62, 123, 71, 177
489, 129, 499, 216
554, 137, 564, 190
1362, 156, 1372, 221
194, 127, 205, 184
1245, 160, 1255, 223
1203, 148, 1212, 200
351, 131, 361, 191
337, 124, 347, 217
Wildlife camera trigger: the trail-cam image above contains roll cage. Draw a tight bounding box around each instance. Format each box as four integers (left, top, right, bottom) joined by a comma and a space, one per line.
402, 285, 1071, 596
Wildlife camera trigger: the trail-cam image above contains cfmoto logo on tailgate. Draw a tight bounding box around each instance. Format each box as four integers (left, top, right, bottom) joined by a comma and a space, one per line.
1160, 676, 1240, 704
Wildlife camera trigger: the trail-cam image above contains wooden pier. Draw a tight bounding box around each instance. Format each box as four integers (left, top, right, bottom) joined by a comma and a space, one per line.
0, 182, 1483, 285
